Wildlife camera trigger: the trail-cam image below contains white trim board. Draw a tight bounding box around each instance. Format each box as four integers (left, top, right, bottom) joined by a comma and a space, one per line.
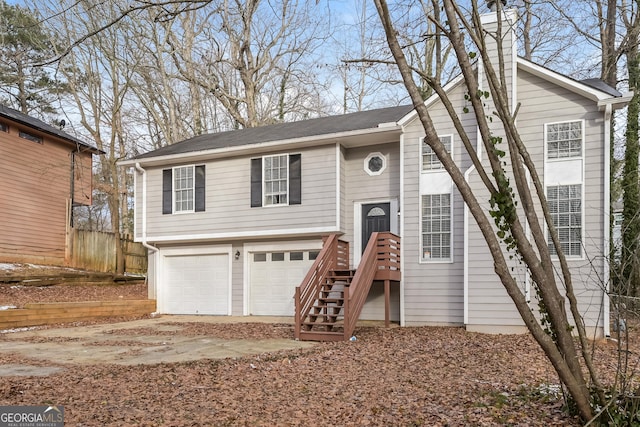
353, 198, 399, 266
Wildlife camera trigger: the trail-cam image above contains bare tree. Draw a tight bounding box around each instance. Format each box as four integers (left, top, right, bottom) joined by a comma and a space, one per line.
158, 0, 330, 129
36, 0, 137, 274
374, 0, 617, 421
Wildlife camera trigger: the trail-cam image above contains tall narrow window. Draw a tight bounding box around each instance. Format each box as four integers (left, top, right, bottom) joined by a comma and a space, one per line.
173, 166, 194, 212
547, 184, 582, 257
546, 121, 582, 159
422, 135, 452, 171
422, 193, 451, 260
0, 122, 8, 132
264, 154, 288, 205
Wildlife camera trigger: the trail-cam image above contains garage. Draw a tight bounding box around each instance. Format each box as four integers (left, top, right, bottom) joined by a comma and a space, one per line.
249, 249, 319, 316
160, 249, 231, 315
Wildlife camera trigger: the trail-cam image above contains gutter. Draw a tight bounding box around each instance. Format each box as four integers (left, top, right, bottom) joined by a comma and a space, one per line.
119, 126, 403, 168
134, 162, 158, 254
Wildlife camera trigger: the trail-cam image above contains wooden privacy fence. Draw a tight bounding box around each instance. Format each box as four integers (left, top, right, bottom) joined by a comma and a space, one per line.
69, 229, 147, 274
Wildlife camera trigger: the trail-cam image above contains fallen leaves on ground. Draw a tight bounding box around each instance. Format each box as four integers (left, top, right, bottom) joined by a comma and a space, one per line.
0, 323, 590, 426
0, 278, 638, 426
0, 282, 147, 308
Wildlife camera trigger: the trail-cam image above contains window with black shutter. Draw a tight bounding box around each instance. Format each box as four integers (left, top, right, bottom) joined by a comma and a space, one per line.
162, 165, 206, 214
251, 154, 301, 207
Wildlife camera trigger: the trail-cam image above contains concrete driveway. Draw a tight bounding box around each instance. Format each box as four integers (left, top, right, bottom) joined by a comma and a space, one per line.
0, 315, 316, 376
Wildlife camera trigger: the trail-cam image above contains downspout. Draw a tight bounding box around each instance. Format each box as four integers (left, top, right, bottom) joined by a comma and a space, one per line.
465, 56, 486, 326
69, 150, 76, 227
135, 162, 158, 301
463, 159, 477, 325
134, 162, 158, 254
603, 103, 612, 337
399, 130, 405, 327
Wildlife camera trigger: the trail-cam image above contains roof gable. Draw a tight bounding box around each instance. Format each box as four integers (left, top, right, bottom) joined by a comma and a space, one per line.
398, 58, 626, 127
516, 58, 623, 103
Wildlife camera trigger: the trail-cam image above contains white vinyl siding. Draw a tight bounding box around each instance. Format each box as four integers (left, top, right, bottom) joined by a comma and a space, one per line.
546, 120, 582, 159
547, 184, 582, 257
174, 166, 194, 213
138, 145, 336, 239
264, 154, 288, 205
422, 135, 452, 171
421, 194, 451, 260
401, 86, 469, 326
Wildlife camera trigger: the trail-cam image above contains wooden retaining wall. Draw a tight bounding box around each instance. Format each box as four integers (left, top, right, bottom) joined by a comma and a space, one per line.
0, 300, 156, 330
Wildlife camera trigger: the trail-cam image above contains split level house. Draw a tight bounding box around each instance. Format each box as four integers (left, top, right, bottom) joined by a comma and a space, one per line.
0, 105, 102, 265
122, 10, 631, 340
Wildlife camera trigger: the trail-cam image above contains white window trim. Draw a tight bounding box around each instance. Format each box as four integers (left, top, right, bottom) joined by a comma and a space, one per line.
364, 152, 387, 176
353, 198, 399, 267
543, 118, 585, 260
419, 193, 454, 264
421, 134, 453, 173
545, 184, 585, 260
544, 119, 584, 162
262, 154, 290, 207
172, 165, 195, 214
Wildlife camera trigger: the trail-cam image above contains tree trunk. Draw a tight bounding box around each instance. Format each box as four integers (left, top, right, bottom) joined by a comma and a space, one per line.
622, 41, 640, 297
373, 0, 597, 420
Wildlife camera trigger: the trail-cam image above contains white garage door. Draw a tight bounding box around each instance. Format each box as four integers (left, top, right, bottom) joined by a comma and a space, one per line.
249, 250, 318, 316
162, 253, 230, 315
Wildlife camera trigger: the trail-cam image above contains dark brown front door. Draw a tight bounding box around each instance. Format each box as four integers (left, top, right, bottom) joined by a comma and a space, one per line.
362, 202, 391, 253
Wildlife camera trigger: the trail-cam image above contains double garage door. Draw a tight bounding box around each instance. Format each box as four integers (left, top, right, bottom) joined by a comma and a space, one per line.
158, 245, 319, 316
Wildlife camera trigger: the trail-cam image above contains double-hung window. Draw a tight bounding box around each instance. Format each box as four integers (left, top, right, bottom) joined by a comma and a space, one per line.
421, 193, 451, 260
251, 154, 301, 207
422, 135, 452, 171
173, 166, 194, 212
264, 154, 289, 205
162, 165, 206, 214
547, 184, 582, 257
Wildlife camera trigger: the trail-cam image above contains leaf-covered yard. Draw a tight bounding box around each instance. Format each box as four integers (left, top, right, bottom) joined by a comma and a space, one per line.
0, 274, 636, 426
3, 320, 626, 426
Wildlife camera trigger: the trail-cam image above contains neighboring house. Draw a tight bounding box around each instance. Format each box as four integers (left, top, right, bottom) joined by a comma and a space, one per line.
0, 105, 102, 265
122, 11, 630, 338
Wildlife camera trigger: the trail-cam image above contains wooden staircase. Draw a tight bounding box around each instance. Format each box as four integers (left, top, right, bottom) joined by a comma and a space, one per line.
295, 232, 400, 341
302, 269, 354, 337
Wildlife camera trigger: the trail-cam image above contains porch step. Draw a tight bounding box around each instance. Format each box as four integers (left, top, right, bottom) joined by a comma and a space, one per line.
317, 297, 344, 304
298, 330, 345, 342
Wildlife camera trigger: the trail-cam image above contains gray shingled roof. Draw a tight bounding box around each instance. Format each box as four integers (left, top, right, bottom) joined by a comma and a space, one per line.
0, 104, 102, 154
579, 78, 622, 97
134, 104, 414, 160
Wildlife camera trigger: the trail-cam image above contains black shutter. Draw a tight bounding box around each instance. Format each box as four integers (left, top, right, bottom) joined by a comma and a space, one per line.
251, 158, 262, 207
162, 169, 172, 214
289, 154, 301, 205
195, 165, 206, 212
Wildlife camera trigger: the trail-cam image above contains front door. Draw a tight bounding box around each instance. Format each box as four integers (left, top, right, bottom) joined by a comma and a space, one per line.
361, 202, 391, 253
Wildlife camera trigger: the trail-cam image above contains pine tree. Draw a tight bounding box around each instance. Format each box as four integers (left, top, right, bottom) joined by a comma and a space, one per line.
0, 1, 66, 116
